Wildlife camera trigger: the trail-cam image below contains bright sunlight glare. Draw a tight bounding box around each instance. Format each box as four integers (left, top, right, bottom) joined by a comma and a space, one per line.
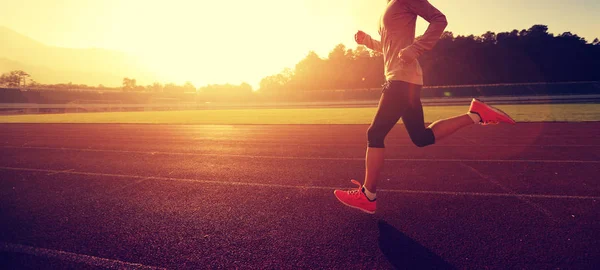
108, 0, 364, 89
2, 0, 598, 89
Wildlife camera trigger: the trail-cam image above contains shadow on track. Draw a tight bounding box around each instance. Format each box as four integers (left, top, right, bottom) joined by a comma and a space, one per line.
378, 220, 456, 270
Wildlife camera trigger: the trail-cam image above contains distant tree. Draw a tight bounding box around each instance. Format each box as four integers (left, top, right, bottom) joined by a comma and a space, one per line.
353, 46, 370, 58
147, 82, 163, 93
259, 72, 291, 92
519, 29, 528, 37
0, 73, 19, 87
440, 31, 454, 40
164, 83, 185, 93
240, 82, 253, 92
164, 83, 176, 93
122, 77, 136, 92
183, 81, 196, 93
325, 44, 353, 89
292, 51, 324, 90
481, 31, 497, 44
15, 70, 30, 86
594, 38, 600, 46
525, 25, 552, 38
28, 79, 39, 87
328, 44, 347, 62
198, 82, 253, 102
558, 32, 587, 44
0, 70, 30, 87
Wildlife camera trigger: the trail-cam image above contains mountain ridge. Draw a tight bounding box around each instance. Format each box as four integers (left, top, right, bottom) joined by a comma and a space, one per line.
0, 26, 156, 87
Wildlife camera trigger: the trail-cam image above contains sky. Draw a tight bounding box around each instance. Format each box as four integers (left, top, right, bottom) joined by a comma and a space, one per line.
1, 0, 599, 88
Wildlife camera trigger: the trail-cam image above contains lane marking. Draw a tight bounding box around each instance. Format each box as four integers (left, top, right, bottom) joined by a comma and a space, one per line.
1, 166, 599, 201
1, 131, 598, 139
0, 242, 166, 270
46, 169, 74, 176
4, 141, 600, 148
2, 146, 599, 164
460, 163, 557, 221
1, 138, 599, 148
377, 189, 600, 200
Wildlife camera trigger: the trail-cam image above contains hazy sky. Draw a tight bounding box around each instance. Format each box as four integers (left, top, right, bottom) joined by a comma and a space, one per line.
2, 0, 599, 87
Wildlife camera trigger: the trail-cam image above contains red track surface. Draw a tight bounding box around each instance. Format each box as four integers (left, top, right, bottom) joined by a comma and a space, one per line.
0, 123, 599, 269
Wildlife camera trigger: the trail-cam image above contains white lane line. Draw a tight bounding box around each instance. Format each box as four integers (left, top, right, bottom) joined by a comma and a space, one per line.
1, 166, 599, 201
0, 242, 166, 270
46, 169, 74, 176
2, 139, 600, 148
0, 166, 331, 190
377, 189, 600, 200
2, 146, 598, 164
0, 132, 598, 139
460, 163, 557, 221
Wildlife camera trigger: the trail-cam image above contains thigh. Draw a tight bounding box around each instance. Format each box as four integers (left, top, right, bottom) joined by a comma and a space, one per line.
369, 82, 410, 133
401, 84, 428, 137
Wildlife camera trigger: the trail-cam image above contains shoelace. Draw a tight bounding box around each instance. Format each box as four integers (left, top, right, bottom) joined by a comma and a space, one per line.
346, 179, 363, 196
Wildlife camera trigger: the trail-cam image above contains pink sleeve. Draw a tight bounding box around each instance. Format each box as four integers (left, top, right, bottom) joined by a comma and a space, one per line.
405, 0, 448, 56
364, 35, 383, 53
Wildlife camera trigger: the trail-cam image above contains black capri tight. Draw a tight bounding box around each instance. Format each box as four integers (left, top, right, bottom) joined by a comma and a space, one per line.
367, 80, 435, 148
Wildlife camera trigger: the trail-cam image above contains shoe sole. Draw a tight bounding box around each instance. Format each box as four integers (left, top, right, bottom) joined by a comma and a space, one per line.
473, 99, 516, 125
333, 191, 376, 214
488, 104, 516, 125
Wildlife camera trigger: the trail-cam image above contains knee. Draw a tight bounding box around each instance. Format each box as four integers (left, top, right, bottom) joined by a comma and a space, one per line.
367, 125, 385, 148
411, 139, 430, 148
410, 128, 435, 148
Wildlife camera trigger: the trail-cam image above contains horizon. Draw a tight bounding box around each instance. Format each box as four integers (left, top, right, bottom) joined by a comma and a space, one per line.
1, 0, 599, 89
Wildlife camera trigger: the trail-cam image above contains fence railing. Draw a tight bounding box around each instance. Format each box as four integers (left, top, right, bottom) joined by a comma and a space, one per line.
1, 94, 599, 114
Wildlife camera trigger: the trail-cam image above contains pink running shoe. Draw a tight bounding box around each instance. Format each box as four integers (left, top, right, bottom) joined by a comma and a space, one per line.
469, 98, 516, 125
334, 180, 376, 214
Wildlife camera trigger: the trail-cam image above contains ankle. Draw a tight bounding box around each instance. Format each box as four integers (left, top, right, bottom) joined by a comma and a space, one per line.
362, 186, 377, 201
467, 112, 481, 123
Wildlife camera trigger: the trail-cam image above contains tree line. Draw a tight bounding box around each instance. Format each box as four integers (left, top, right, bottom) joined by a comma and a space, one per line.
260, 24, 600, 92
0, 72, 253, 96
2, 25, 598, 95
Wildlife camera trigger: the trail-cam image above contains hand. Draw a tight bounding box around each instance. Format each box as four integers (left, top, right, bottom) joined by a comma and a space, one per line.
355, 30, 367, 45
398, 47, 418, 64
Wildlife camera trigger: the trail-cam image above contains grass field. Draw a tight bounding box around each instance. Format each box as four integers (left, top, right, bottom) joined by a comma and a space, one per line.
1, 104, 599, 124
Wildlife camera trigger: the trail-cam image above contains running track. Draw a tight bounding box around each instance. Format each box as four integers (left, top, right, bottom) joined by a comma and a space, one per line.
0, 123, 599, 269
